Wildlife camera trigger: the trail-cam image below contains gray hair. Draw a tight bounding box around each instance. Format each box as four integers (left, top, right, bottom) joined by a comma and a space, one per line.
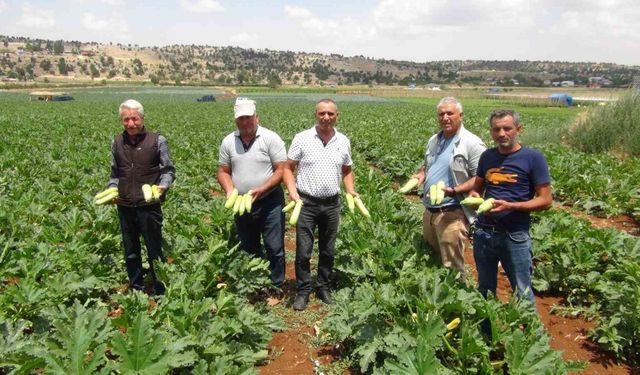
488, 109, 520, 126
437, 97, 463, 113
119, 99, 144, 117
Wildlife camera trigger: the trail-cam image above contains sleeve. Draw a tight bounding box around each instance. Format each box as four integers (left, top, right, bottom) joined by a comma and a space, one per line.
467, 140, 488, 177
343, 137, 353, 166
268, 133, 287, 163
476, 150, 488, 179
108, 140, 119, 188
157, 135, 176, 188
287, 134, 302, 161
218, 136, 231, 166
531, 150, 551, 186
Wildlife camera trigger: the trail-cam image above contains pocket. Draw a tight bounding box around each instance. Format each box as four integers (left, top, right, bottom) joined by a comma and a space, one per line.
507, 231, 530, 243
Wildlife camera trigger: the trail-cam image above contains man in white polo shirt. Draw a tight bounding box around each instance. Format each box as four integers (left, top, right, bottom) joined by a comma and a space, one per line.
217, 98, 287, 298
283, 98, 359, 311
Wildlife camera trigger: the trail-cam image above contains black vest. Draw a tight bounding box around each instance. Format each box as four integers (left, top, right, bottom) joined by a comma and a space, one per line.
114, 131, 162, 207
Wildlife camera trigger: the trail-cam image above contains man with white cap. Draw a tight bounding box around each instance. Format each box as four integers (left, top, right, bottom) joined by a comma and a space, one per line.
108, 99, 176, 296
217, 98, 287, 299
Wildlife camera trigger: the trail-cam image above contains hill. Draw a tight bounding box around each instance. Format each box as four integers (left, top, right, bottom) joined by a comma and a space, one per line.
1, 35, 639, 88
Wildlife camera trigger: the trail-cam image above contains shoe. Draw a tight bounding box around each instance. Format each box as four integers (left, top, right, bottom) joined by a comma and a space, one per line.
292, 294, 309, 311
316, 289, 333, 305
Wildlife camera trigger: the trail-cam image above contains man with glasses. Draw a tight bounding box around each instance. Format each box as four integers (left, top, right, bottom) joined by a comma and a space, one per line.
283, 99, 360, 311
409, 97, 486, 279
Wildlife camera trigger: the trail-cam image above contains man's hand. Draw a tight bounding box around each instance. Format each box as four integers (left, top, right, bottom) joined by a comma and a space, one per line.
157, 185, 167, 196
443, 187, 455, 197
467, 190, 481, 198
411, 171, 426, 185
488, 199, 512, 213
288, 189, 300, 202
250, 186, 267, 202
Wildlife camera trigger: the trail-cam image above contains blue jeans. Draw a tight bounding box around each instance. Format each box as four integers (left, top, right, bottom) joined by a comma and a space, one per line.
472, 227, 535, 305
234, 186, 285, 288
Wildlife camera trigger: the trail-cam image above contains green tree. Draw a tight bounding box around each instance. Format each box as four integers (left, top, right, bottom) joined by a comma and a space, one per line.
53, 40, 64, 55
57, 58, 68, 75
39, 59, 52, 71
267, 72, 282, 89
132, 58, 144, 75
90, 64, 100, 79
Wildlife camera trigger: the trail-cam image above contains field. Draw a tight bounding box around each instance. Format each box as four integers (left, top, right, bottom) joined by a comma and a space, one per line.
1, 87, 639, 374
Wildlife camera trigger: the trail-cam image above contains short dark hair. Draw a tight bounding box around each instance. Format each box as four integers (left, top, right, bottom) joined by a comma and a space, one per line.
316, 98, 337, 110
489, 109, 520, 126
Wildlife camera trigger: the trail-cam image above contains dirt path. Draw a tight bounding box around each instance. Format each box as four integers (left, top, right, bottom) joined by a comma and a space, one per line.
556, 202, 640, 236
259, 229, 345, 375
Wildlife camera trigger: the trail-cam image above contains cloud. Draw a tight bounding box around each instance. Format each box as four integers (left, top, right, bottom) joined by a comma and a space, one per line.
180, 0, 224, 13
230, 32, 259, 45
18, 4, 55, 28
67, 0, 124, 5
82, 12, 130, 41
284, 5, 312, 19
284, 5, 376, 41
0, 1, 7, 13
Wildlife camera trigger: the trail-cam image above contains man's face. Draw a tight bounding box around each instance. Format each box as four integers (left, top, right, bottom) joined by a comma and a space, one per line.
437, 103, 463, 138
121, 108, 144, 137
235, 114, 258, 134
315, 102, 338, 131
490, 115, 522, 150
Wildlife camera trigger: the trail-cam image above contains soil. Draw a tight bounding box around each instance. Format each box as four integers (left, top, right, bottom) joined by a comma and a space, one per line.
463, 249, 633, 374
556, 203, 640, 236
259, 227, 346, 374
257, 199, 638, 374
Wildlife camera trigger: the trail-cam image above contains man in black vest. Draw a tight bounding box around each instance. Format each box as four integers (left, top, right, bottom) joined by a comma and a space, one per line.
107, 99, 176, 295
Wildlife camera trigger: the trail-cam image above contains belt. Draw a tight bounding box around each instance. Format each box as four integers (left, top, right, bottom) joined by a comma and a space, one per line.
427, 205, 461, 213
299, 192, 339, 204
475, 223, 510, 233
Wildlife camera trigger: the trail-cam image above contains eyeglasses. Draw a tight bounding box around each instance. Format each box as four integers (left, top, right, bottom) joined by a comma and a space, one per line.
317, 111, 336, 116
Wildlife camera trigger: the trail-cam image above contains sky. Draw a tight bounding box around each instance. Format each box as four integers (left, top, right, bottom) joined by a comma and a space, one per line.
0, 0, 638, 65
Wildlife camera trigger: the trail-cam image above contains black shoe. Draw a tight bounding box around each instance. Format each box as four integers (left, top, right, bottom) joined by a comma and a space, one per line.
316, 289, 333, 305
292, 294, 309, 311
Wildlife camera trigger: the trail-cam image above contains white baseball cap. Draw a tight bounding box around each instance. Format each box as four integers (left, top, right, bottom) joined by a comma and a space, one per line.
234, 98, 256, 119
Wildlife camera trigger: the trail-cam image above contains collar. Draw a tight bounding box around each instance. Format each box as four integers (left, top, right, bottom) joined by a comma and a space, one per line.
313, 124, 338, 143
123, 128, 147, 146
234, 125, 263, 138
437, 124, 464, 145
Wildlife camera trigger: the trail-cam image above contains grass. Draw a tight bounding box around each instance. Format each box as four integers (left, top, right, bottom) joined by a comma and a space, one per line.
569, 90, 640, 157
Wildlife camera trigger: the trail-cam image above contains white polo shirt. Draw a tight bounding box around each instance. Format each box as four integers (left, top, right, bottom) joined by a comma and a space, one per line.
288, 125, 352, 198
218, 125, 287, 194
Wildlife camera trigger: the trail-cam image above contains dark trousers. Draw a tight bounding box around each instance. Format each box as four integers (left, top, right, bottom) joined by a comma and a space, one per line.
117, 204, 165, 294
234, 186, 286, 288
295, 193, 340, 295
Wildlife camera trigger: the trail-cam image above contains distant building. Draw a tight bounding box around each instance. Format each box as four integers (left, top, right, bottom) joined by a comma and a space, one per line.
588, 77, 612, 87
